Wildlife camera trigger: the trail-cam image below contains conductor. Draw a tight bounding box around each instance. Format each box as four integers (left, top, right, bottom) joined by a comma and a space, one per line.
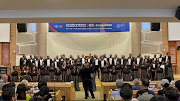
79, 63, 95, 99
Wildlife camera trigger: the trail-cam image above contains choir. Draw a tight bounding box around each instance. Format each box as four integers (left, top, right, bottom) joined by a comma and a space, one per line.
11, 52, 174, 91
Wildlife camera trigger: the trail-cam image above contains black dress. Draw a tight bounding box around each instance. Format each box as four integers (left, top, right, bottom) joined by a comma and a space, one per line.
123, 69, 130, 81
61, 67, 67, 82
12, 71, 18, 82
30, 71, 38, 82
156, 68, 163, 80
102, 69, 110, 82
131, 66, 139, 80
54, 71, 62, 82
111, 70, 118, 82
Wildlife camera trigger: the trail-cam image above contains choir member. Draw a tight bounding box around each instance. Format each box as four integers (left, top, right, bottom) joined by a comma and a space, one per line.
152, 54, 157, 63
61, 62, 68, 82
20, 62, 27, 71
32, 63, 37, 72
40, 66, 50, 82
150, 60, 157, 81
28, 55, 34, 69
103, 54, 107, 61
155, 64, 164, 80
38, 56, 44, 68
140, 61, 148, 81
108, 54, 113, 68
110, 66, 118, 82
20, 67, 30, 81
11, 66, 19, 82
30, 67, 38, 82
39, 62, 45, 71
90, 64, 96, 91
135, 54, 143, 66
113, 54, 119, 66
164, 52, 171, 63
34, 57, 39, 69
87, 54, 92, 64
53, 58, 59, 69
120, 55, 126, 67
165, 60, 174, 80
101, 65, 110, 82
106, 61, 110, 69
122, 65, 131, 81
127, 53, 134, 67
49, 63, 55, 80
100, 56, 106, 71
71, 66, 80, 91
147, 55, 152, 64
20, 54, 26, 67
44, 56, 52, 67
94, 55, 100, 79
159, 54, 163, 64
75, 55, 80, 64
81, 54, 86, 65
115, 61, 122, 79
131, 62, 139, 80
54, 67, 62, 82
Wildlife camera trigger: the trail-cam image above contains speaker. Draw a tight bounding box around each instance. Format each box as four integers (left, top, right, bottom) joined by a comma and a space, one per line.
151, 23, 160, 31
175, 6, 180, 20
17, 23, 27, 32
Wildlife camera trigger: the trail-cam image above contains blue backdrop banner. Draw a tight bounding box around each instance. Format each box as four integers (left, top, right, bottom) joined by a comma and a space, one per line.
49, 23, 130, 32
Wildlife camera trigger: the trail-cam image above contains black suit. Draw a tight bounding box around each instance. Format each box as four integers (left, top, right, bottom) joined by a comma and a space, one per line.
164, 55, 171, 63
27, 58, 34, 69
79, 67, 95, 98
44, 58, 52, 67
20, 57, 24, 66
94, 58, 100, 78
119, 58, 127, 66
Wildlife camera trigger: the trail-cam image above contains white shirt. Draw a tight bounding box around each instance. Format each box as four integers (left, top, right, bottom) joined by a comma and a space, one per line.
47, 59, 50, 66
101, 60, 104, 67
137, 58, 140, 65
128, 59, 131, 65
104, 58, 107, 61
109, 58, 112, 65
160, 65, 165, 70
24, 60, 26, 64
56, 59, 59, 62
54, 61, 57, 68
154, 58, 156, 61
71, 60, 74, 65
95, 59, 98, 65
88, 58, 91, 63
153, 64, 155, 68
166, 56, 168, 62
82, 58, 85, 64
35, 60, 38, 67
159, 58, 162, 62
114, 58, 117, 65
121, 59, 123, 65
40, 59, 43, 66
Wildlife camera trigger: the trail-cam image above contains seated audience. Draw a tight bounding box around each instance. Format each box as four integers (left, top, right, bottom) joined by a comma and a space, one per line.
110, 79, 123, 100
0, 74, 8, 90
132, 78, 141, 90
16, 83, 31, 101
158, 79, 169, 95
137, 90, 154, 101
175, 80, 180, 101
140, 79, 155, 95
121, 83, 132, 89
120, 87, 133, 101
150, 95, 169, 101
165, 75, 173, 87
34, 81, 52, 101
163, 87, 179, 101
30, 86, 49, 101
2, 87, 16, 101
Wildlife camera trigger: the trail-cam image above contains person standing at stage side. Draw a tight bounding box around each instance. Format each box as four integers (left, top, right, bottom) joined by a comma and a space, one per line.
79, 63, 95, 99
165, 59, 174, 80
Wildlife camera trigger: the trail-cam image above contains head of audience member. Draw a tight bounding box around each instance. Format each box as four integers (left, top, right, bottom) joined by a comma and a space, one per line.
39, 86, 49, 99
133, 78, 140, 86
161, 79, 169, 89
120, 87, 133, 101
121, 83, 132, 89
9, 82, 16, 89
150, 95, 169, 101
115, 79, 123, 89
175, 80, 180, 93
136, 90, 146, 98
21, 79, 28, 87
16, 83, 27, 100
163, 87, 179, 101
2, 87, 16, 101
1, 74, 8, 83
164, 76, 172, 84
142, 79, 149, 89
38, 81, 47, 89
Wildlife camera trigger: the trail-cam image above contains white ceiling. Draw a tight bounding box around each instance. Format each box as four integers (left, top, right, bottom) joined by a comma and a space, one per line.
0, 0, 179, 10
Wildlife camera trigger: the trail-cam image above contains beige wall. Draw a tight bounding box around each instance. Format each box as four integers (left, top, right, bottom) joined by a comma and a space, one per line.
47, 31, 132, 58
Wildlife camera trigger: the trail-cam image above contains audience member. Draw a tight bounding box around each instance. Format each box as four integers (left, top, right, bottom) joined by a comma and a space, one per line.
34, 81, 52, 101
2, 87, 16, 101
150, 95, 169, 101
30, 86, 49, 101
110, 79, 123, 100
8, 82, 16, 88
0, 74, 8, 90
165, 75, 173, 87
163, 87, 179, 101
158, 79, 169, 95
140, 79, 155, 95
132, 78, 141, 90
175, 80, 180, 101
121, 83, 132, 89
16, 83, 31, 101
120, 87, 133, 101
137, 90, 154, 101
